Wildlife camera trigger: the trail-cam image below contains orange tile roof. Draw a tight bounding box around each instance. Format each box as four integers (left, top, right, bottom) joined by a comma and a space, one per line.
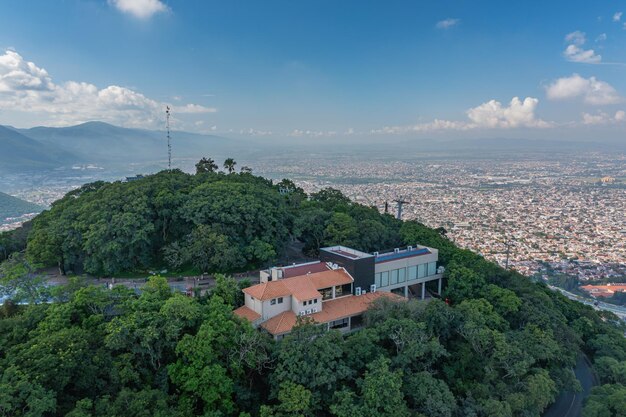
308, 269, 353, 288
260, 310, 298, 335
243, 280, 291, 301
233, 305, 261, 322
581, 284, 626, 297
260, 291, 403, 335
243, 268, 354, 302
313, 292, 403, 324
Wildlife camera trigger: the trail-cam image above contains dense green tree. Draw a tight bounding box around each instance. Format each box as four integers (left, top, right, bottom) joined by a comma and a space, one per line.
331, 357, 410, 417
583, 384, 626, 417
403, 371, 457, 417
195, 157, 218, 173
272, 324, 351, 411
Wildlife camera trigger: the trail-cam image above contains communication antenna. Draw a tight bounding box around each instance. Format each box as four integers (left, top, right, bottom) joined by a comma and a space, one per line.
504, 240, 513, 270
393, 198, 409, 220
166, 106, 172, 171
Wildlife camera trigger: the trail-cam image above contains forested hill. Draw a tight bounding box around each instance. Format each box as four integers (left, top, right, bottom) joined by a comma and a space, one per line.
1, 164, 626, 417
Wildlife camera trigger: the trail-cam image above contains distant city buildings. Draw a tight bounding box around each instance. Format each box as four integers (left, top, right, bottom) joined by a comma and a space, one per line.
253, 154, 625, 282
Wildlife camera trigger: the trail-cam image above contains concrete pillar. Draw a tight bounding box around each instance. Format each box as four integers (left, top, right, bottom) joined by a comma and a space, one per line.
332, 286, 336, 299
421, 283, 425, 300
438, 278, 442, 295
404, 285, 408, 298
348, 316, 352, 331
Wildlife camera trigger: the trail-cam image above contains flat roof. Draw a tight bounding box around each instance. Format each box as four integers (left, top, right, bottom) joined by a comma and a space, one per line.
375, 247, 431, 263
321, 245, 373, 259
281, 261, 330, 278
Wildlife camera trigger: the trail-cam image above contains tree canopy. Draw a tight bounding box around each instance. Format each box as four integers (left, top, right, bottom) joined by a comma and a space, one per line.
1, 161, 625, 416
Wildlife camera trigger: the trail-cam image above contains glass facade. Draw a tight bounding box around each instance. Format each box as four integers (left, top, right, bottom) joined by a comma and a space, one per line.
418, 264, 426, 278
329, 317, 349, 329
375, 262, 438, 288
381, 271, 389, 287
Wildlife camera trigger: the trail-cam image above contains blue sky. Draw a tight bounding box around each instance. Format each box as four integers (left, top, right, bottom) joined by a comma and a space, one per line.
1, 0, 625, 140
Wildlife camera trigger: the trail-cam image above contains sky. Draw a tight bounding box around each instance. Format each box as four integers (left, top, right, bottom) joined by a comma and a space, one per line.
1, 0, 626, 142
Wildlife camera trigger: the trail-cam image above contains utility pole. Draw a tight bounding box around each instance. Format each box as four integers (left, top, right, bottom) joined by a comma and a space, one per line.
166, 106, 172, 171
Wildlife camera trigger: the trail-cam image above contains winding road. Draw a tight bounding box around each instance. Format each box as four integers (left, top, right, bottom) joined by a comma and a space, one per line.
543, 355, 598, 417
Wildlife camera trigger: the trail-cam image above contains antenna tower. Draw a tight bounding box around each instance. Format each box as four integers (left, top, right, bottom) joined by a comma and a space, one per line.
166, 106, 172, 171
393, 198, 409, 220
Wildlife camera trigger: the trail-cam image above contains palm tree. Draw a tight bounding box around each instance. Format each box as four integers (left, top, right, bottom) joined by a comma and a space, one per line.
223, 158, 237, 173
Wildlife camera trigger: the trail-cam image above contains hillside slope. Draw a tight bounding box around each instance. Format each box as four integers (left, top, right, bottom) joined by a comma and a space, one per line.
2, 170, 625, 417
0, 125, 76, 171
0, 191, 43, 223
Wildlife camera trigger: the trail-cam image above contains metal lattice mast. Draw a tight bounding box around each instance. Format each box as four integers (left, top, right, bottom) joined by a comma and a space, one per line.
393, 198, 408, 220
166, 106, 172, 171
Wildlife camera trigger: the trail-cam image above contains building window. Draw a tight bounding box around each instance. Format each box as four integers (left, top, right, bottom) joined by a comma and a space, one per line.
381, 271, 389, 287
375, 273, 382, 288
408, 266, 417, 281
320, 287, 333, 300
335, 285, 343, 297
428, 262, 437, 276
314, 299, 318, 304
270, 299, 276, 305
398, 268, 406, 283
418, 264, 426, 278
277, 297, 283, 304
329, 317, 349, 329
391, 269, 398, 285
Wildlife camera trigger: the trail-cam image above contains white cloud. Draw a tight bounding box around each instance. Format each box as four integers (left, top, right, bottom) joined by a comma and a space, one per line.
109, 0, 168, 19
372, 97, 549, 134
0, 50, 215, 128
565, 31, 586, 46
466, 97, 550, 128
436, 18, 460, 29
563, 31, 601, 63
545, 74, 622, 105
582, 110, 626, 125
613, 12, 623, 22
596, 33, 607, 42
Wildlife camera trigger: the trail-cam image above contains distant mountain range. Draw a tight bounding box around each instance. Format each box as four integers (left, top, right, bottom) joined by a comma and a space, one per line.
0, 121, 234, 172
2, 120, 625, 174
0, 192, 44, 224
0, 125, 78, 171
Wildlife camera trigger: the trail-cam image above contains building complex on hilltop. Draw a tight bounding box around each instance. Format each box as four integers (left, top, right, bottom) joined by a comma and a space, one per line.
234, 244, 444, 339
